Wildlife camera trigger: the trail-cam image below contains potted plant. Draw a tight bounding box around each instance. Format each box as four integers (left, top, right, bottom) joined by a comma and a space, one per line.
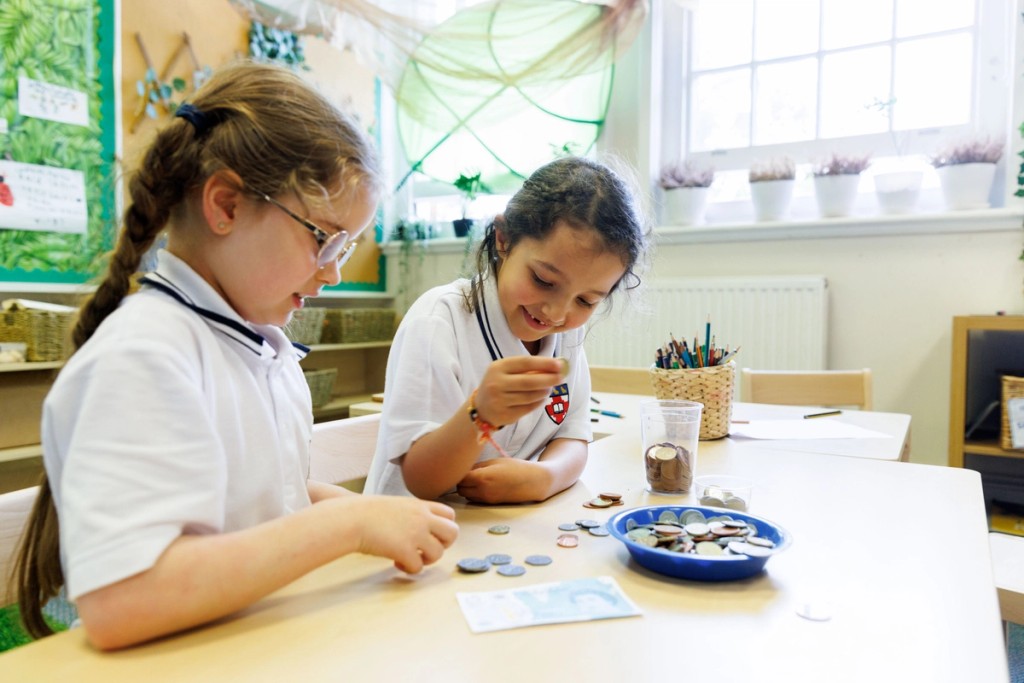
748, 157, 796, 222
931, 137, 1004, 210
659, 161, 714, 226
452, 171, 491, 238
390, 218, 430, 306
812, 153, 871, 218
867, 96, 925, 214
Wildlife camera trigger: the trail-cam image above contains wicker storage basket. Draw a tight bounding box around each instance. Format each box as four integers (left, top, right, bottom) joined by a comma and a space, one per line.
321, 308, 396, 344
303, 368, 338, 408
0, 305, 72, 361
285, 307, 326, 345
1001, 375, 1024, 450
649, 361, 735, 440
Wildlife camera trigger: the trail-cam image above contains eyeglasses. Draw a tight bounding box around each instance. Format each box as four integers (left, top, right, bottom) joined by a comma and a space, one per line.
262, 193, 357, 269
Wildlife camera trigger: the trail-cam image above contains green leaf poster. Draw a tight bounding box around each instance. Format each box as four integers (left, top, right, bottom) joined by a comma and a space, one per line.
0, 0, 116, 286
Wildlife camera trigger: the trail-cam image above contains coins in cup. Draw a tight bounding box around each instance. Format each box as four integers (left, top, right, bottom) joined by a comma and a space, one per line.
640, 399, 703, 494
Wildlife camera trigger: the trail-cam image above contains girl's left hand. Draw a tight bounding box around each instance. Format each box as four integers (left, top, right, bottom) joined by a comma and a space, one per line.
455, 458, 552, 504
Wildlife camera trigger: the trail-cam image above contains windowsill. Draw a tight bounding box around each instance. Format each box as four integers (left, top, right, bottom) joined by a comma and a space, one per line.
653, 207, 1023, 244
381, 208, 1024, 254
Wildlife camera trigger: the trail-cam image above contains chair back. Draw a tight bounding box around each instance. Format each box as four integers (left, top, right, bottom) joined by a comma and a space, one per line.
309, 413, 381, 493
739, 368, 873, 410
0, 486, 37, 606
589, 365, 654, 395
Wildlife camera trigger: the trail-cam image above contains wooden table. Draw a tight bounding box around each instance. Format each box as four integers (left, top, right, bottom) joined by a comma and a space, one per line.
0, 397, 1005, 682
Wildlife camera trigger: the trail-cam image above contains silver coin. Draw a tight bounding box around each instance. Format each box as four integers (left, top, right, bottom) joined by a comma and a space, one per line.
524, 554, 553, 566
576, 519, 601, 529
694, 541, 724, 556
496, 564, 526, 577
684, 522, 710, 536
558, 522, 580, 531
487, 524, 511, 535
588, 525, 610, 537
485, 553, 513, 565
746, 536, 775, 548
727, 541, 773, 557
456, 557, 491, 573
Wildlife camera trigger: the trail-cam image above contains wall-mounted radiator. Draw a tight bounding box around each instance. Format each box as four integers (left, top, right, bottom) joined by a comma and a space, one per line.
584, 276, 828, 371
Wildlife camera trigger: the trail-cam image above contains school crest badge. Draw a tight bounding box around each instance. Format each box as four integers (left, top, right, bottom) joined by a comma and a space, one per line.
545, 383, 569, 424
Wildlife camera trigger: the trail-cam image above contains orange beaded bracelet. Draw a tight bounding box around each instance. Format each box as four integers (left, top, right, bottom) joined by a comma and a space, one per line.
468, 389, 511, 458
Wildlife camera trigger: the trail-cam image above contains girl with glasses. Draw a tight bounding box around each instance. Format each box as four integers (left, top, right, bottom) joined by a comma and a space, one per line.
366, 157, 649, 504
14, 62, 457, 650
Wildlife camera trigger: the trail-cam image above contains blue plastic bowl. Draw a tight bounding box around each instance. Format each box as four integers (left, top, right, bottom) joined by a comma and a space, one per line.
607, 505, 792, 581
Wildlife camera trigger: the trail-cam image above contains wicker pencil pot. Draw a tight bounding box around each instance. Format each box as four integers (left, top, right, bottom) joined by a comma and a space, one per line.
649, 361, 735, 440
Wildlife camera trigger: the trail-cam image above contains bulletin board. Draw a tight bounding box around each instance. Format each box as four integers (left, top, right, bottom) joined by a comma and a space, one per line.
0, 0, 116, 287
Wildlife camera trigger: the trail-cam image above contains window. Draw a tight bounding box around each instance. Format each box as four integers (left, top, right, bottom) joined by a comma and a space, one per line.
659, 0, 1013, 222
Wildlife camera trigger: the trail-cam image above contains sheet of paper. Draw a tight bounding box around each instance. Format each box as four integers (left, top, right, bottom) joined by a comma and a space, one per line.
729, 419, 890, 440
456, 576, 641, 634
18, 76, 89, 127
0, 159, 87, 233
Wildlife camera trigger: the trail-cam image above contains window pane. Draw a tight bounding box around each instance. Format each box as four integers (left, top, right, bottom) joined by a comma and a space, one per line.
693, 0, 753, 70
755, 0, 819, 61
895, 33, 972, 129
753, 58, 817, 145
897, 0, 975, 37
822, 0, 893, 49
690, 69, 752, 151
820, 46, 891, 138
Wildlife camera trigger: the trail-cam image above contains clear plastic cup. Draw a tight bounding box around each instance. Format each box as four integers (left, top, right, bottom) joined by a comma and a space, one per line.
640, 399, 702, 494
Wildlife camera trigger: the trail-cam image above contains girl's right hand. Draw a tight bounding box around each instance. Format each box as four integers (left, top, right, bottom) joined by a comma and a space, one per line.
351, 497, 458, 573
474, 356, 566, 427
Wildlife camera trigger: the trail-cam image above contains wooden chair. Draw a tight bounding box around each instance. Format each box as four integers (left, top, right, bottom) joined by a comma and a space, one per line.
0, 486, 36, 607
309, 413, 381, 493
589, 365, 654, 395
739, 368, 873, 410
989, 532, 1024, 636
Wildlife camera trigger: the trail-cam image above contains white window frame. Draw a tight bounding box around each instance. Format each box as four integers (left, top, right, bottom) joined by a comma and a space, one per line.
656, 0, 1017, 225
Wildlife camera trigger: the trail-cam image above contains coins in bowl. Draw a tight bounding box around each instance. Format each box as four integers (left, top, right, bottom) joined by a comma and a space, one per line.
608, 505, 791, 581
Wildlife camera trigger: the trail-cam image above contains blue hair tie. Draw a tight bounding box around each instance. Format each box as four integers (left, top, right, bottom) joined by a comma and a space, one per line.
175, 103, 216, 136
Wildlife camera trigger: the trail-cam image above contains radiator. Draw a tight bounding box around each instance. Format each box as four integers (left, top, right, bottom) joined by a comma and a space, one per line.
584, 275, 828, 371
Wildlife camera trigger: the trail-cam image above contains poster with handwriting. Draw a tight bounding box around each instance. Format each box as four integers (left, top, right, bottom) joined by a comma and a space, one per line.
17, 76, 90, 128
0, 161, 87, 234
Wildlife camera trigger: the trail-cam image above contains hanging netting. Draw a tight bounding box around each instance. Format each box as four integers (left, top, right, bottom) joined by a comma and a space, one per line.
396, 0, 623, 191
228, 0, 648, 190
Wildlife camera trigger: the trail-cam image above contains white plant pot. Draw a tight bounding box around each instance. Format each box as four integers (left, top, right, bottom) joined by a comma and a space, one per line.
936, 162, 997, 210
664, 187, 709, 226
749, 179, 795, 222
873, 170, 923, 215
813, 174, 861, 218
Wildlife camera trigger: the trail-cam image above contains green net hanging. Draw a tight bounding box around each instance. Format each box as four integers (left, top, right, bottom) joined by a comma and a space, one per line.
395, 0, 618, 192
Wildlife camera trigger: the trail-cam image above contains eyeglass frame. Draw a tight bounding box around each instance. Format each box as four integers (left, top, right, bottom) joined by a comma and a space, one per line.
261, 193, 357, 269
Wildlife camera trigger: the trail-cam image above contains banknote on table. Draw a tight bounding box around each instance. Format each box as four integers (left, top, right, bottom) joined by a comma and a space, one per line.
456, 576, 641, 633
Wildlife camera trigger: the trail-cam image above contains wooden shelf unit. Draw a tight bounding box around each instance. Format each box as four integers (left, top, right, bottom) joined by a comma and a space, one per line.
949, 315, 1024, 468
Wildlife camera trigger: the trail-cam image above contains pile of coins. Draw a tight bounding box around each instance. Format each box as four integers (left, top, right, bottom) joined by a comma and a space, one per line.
623, 509, 775, 558
644, 442, 693, 493
698, 487, 747, 511
583, 492, 623, 509
456, 553, 553, 576
558, 519, 610, 537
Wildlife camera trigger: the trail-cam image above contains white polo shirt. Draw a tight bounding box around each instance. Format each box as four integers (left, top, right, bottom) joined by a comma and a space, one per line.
365, 275, 593, 497
42, 251, 313, 601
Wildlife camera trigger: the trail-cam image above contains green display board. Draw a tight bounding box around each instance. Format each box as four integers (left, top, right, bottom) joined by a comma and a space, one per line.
0, 0, 116, 287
